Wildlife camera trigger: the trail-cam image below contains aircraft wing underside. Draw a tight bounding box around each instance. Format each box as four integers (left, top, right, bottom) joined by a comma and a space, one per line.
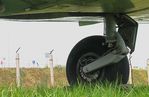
0, 0, 148, 23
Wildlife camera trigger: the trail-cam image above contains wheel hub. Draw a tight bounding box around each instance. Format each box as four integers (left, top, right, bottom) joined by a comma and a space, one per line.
77, 52, 104, 82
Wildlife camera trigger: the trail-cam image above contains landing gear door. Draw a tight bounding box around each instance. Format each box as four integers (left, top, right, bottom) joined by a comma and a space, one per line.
116, 15, 138, 54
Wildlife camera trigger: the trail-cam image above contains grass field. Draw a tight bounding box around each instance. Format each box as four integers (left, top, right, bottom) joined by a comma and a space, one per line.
0, 67, 68, 87
0, 84, 149, 97
0, 67, 148, 97
0, 67, 148, 87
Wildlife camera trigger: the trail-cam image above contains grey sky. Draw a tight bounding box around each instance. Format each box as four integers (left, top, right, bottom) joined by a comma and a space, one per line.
0, 20, 148, 68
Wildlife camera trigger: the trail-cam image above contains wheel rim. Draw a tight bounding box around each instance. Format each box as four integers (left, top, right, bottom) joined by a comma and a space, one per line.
77, 52, 105, 82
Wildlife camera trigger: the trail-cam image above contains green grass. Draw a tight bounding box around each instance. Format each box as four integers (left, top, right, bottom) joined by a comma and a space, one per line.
0, 84, 149, 97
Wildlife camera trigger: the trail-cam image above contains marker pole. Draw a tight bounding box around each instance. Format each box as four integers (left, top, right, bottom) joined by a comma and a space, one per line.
16, 53, 20, 87
129, 64, 132, 84
128, 55, 133, 84
49, 54, 54, 86
147, 59, 149, 85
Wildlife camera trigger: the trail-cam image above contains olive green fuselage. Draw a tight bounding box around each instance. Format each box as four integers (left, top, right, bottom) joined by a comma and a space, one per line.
0, 0, 148, 19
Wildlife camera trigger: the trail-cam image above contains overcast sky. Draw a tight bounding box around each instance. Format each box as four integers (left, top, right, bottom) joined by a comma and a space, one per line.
0, 20, 148, 68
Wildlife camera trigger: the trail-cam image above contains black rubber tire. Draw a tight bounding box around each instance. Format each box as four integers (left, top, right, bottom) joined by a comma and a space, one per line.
66, 36, 129, 85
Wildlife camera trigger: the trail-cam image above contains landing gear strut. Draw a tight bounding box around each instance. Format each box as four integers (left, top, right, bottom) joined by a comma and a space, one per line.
66, 14, 138, 85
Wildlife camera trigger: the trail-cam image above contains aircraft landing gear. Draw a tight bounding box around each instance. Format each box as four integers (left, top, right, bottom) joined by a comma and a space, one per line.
66, 36, 129, 85
66, 14, 138, 85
